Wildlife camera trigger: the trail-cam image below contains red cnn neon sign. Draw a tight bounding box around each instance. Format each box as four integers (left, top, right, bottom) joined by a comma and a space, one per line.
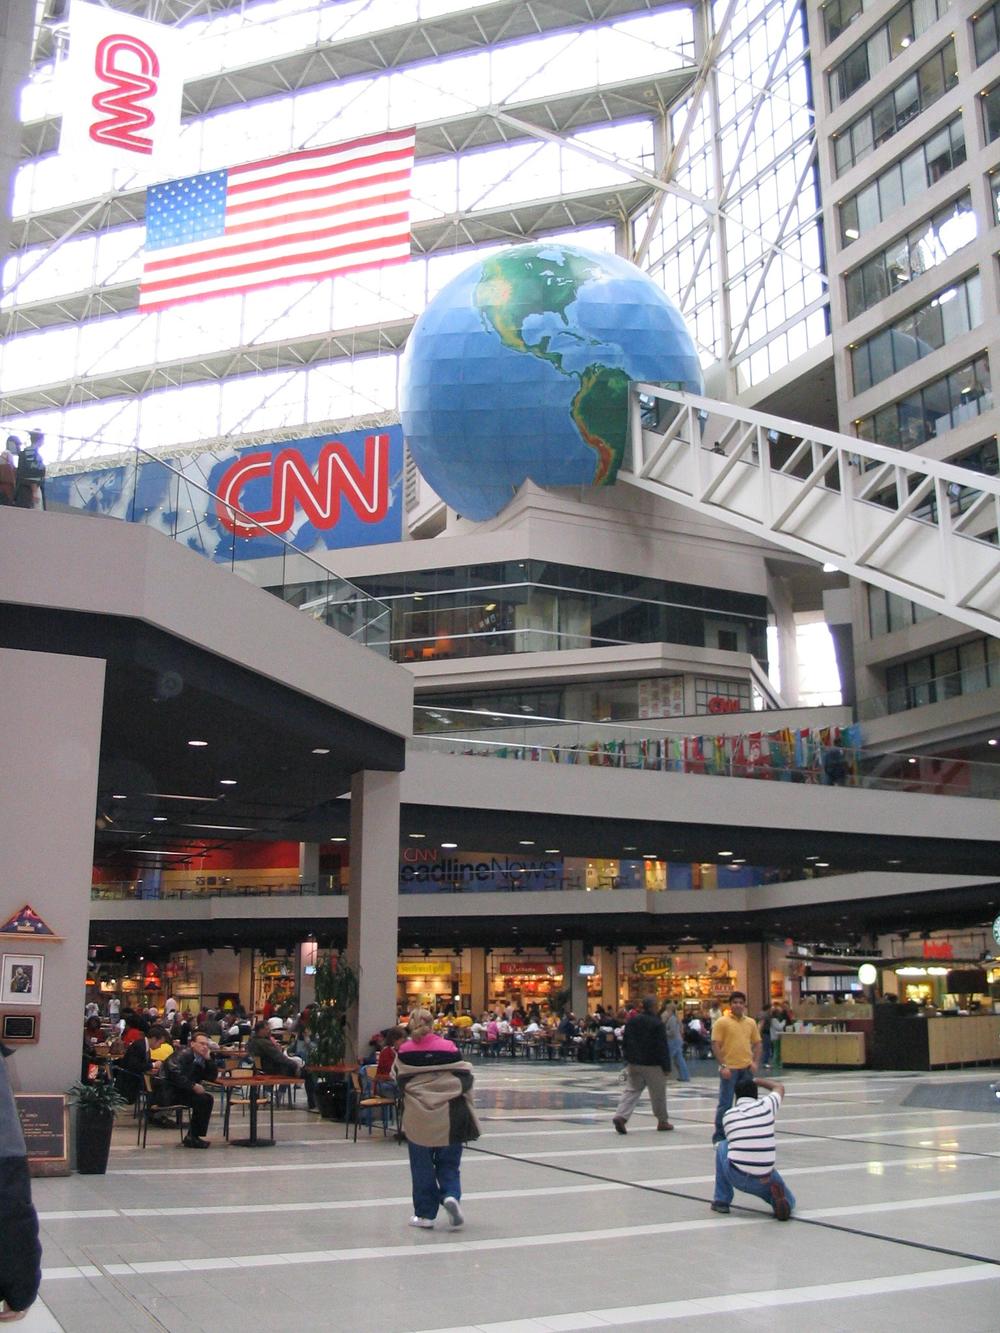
90, 34, 160, 155
214, 433, 391, 537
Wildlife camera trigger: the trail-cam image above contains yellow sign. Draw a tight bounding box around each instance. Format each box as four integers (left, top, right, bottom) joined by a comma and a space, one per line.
633, 955, 672, 977
397, 960, 452, 977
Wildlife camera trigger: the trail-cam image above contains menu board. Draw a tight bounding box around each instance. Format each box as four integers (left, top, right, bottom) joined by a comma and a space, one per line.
15, 1093, 69, 1176
637, 676, 684, 719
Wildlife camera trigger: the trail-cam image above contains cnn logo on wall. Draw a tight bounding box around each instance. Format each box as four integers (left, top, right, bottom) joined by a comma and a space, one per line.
60, 2, 183, 169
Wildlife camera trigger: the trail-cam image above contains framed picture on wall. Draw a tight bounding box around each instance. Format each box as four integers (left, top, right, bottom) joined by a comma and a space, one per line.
1, 954, 44, 1005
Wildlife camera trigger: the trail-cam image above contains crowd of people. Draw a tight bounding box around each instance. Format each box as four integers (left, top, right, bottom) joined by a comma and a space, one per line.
73, 987, 797, 1240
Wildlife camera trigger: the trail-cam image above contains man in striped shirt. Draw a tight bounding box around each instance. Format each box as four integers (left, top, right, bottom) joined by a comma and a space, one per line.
710, 1076, 795, 1220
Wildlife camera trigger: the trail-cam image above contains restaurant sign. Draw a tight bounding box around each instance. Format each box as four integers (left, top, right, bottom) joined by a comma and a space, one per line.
633, 954, 673, 977
397, 960, 453, 977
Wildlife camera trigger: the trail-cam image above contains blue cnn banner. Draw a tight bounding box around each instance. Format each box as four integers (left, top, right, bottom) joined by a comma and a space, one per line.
47, 425, 404, 560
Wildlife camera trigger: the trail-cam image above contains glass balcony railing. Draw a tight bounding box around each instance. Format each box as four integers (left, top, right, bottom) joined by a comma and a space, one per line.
857, 662, 1000, 719
55, 446, 392, 654
409, 707, 1000, 798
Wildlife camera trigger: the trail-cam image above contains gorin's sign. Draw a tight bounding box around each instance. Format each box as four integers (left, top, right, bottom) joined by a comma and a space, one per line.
633, 954, 672, 977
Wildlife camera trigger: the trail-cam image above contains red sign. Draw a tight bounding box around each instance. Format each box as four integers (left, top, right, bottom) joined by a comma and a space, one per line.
215, 434, 391, 537
707, 696, 741, 714
922, 940, 953, 960
90, 34, 159, 155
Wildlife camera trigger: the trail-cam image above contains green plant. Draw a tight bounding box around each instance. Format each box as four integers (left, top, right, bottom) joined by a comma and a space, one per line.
67, 1080, 128, 1116
308, 955, 359, 1067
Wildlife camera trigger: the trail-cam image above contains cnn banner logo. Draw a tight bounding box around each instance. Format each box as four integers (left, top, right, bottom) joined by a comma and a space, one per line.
60, 2, 183, 168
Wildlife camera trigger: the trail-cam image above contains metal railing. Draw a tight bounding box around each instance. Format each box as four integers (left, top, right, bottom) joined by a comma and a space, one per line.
52, 446, 392, 654
409, 708, 1000, 798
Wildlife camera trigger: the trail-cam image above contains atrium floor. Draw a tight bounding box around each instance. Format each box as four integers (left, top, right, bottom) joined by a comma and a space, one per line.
21, 1060, 1000, 1331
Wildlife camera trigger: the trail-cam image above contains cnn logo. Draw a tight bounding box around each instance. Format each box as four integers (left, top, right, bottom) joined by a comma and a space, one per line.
90, 33, 160, 155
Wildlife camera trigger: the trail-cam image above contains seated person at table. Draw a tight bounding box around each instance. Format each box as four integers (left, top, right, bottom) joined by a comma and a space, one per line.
246, 1020, 304, 1076
373, 1026, 405, 1096
162, 1030, 218, 1148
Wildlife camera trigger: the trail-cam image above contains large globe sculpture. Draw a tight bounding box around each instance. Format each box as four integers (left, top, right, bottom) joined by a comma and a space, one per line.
399, 241, 703, 521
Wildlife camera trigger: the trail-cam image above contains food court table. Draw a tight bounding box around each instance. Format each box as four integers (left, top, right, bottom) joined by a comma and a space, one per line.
219, 1073, 302, 1148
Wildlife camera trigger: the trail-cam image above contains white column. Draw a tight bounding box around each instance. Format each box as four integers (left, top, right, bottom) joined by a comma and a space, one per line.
298, 842, 320, 893
562, 939, 588, 1015
0, 648, 105, 1092
346, 770, 401, 1058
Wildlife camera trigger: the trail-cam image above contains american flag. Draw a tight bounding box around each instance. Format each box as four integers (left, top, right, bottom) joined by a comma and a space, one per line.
138, 127, 415, 312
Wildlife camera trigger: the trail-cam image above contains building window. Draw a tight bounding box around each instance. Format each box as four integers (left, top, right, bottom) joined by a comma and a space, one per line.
832, 42, 957, 178
851, 272, 980, 394
855, 354, 992, 447
843, 194, 975, 320
824, 0, 867, 45
839, 117, 966, 247
829, 0, 948, 110
984, 83, 1000, 144
973, 0, 1000, 65
882, 637, 1000, 712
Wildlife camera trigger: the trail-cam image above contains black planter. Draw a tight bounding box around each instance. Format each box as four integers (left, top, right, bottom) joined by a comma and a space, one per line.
315, 1083, 347, 1121
76, 1106, 115, 1174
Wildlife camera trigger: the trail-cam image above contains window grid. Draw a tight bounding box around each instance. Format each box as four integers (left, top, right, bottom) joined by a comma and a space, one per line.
850, 271, 981, 395
855, 353, 992, 447
838, 114, 966, 247
828, 0, 949, 110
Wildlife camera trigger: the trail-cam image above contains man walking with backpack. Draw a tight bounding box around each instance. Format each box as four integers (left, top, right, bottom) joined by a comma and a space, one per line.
612, 995, 674, 1134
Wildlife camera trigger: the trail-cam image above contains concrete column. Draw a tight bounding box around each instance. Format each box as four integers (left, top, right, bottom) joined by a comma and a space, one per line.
742, 941, 767, 1012
562, 939, 588, 1016
0, 648, 105, 1093
346, 770, 401, 1060
299, 842, 319, 893
468, 947, 487, 1015
598, 947, 619, 1011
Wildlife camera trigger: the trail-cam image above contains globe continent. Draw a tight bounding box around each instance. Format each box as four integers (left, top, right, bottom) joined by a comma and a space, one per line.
399, 242, 703, 521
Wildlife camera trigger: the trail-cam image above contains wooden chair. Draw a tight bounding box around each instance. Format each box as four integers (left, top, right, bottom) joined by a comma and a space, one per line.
137, 1073, 191, 1148
345, 1067, 396, 1141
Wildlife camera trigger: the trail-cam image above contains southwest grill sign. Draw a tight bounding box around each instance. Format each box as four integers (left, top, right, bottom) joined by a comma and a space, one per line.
47, 426, 404, 559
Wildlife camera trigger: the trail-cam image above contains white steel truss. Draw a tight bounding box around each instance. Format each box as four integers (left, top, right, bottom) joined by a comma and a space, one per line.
625, 386, 1000, 637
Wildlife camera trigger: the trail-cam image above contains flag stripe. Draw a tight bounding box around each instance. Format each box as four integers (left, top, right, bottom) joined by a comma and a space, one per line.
139, 250, 410, 313
140, 218, 411, 292
139, 128, 415, 311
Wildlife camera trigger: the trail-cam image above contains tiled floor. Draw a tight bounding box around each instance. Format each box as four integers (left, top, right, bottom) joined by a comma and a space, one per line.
21, 1061, 1000, 1331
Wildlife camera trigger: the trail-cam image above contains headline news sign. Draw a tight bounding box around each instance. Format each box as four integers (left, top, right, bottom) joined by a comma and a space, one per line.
47, 426, 403, 559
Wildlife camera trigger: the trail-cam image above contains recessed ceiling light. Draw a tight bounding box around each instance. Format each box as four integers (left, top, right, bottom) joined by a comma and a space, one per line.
887, 858, 902, 865
330, 836, 346, 843
409, 833, 425, 839
989, 739, 999, 747
112, 794, 127, 800
718, 851, 733, 857
441, 842, 458, 849
806, 855, 820, 861
907, 757, 917, 764
153, 816, 167, 822
220, 779, 237, 785
187, 740, 208, 747
312, 747, 330, 755
519, 840, 535, 846
815, 861, 830, 868
643, 853, 657, 860
624, 846, 637, 852
545, 848, 560, 854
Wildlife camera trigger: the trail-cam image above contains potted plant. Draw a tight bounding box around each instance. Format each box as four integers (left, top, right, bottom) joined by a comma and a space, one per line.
67, 1079, 127, 1174
308, 955, 359, 1119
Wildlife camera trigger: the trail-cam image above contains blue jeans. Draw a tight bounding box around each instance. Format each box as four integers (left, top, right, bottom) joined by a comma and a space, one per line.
713, 1067, 751, 1139
408, 1142, 463, 1220
667, 1037, 690, 1082
713, 1140, 795, 1212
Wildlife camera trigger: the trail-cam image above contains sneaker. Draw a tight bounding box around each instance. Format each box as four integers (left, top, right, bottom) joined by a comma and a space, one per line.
442, 1196, 464, 1229
612, 1116, 627, 1135
657, 1121, 675, 1131
181, 1136, 210, 1149
710, 1202, 730, 1214
408, 1216, 434, 1229
769, 1177, 791, 1221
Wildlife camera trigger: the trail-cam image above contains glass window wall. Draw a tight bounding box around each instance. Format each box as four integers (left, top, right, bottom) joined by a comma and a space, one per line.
855, 355, 992, 447
973, 0, 1000, 66
843, 193, 975, 320
839, 116, 966, 247
832, 42, 956, 177
851, 272, 980, 394
829, 0, 948, 109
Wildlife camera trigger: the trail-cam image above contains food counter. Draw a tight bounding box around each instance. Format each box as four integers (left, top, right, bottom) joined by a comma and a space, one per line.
871, 1011, 1000, 1070
780, 1031, 866, 1067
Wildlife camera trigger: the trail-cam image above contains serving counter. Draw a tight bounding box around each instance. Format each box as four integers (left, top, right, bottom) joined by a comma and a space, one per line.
871, 1011, 1000, 1070
780, 1030, 866, 1067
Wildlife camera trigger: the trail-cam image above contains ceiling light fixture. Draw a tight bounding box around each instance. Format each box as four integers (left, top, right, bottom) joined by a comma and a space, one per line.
409, 833, 425, 839
330, 836, 346, 843
312, 747, 330, 755
441, 842, 458, 849
519, 840, 535, 846
146, 793, 220, 802
187, 740, 208, 747
220, 778, 237, 785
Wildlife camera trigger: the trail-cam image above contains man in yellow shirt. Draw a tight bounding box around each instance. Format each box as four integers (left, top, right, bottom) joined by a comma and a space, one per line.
710, 991, 761, 1143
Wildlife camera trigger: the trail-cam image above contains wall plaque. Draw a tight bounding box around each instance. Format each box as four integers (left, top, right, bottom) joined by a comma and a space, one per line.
14, 1093, 70, 1177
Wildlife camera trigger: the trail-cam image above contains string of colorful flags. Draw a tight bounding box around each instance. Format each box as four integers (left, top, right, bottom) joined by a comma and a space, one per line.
460, 724, 864, 781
